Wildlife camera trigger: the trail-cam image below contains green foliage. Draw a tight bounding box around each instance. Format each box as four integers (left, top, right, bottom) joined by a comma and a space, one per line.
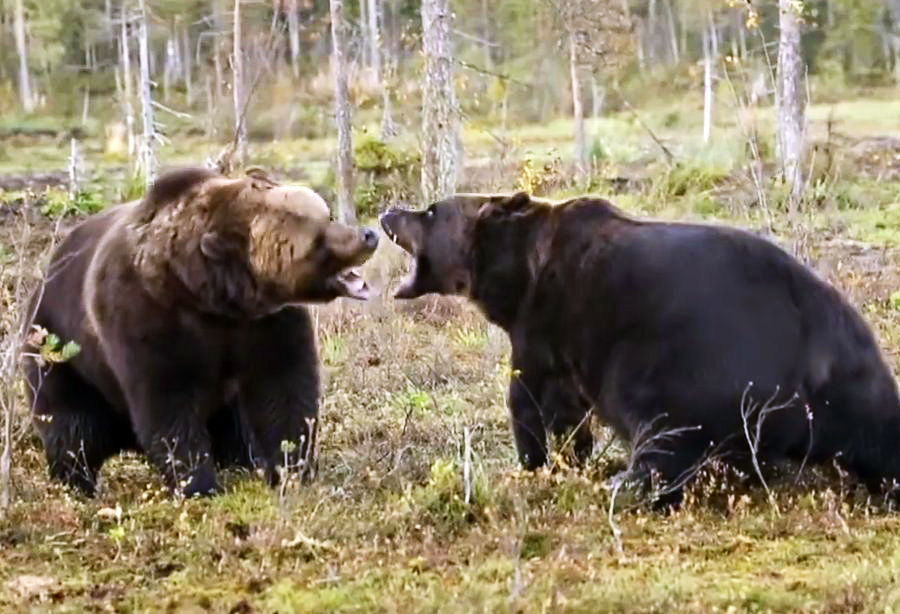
889, 290, 900, 311
588, 137, 609, 164
39, 186, 104, 218
352, 135, 420, 218
392, 384, 431, 415
353, 136, 416, 174
27, 325, 81, 365
452, 325, 487, 351
515, 151, 565, 196
119, 172, 146, 203
403, 456, 492, 536
321, 334, 347, 367
653, 162, 728, 200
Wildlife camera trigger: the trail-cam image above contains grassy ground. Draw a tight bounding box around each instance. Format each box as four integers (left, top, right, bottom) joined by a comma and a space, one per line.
6, 90, 900, 612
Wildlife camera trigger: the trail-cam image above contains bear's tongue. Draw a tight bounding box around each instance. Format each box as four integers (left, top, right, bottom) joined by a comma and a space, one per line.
336, 268, 370, 300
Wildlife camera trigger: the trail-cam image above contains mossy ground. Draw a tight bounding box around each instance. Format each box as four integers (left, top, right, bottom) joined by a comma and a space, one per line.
5, 92, 900, 613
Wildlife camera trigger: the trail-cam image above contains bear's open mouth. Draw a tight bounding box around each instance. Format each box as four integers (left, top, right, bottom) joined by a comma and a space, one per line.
379, 211, 423, 298
333, 267, 370, 300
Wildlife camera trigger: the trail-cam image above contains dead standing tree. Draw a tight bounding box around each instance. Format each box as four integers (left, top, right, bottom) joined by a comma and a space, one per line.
330, 0, 358, 224
776, 0, 808, 214
137, 0, 158, 188
420, 0, 458, 203
546, 0, 631, 177
232, 0, 248, 167
119, 0, 137, 163
368, 0, 396, 139
13, 0, 34, 113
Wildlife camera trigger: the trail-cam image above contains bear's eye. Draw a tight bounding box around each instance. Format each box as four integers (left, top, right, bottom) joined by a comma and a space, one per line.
425, 206, 436, 219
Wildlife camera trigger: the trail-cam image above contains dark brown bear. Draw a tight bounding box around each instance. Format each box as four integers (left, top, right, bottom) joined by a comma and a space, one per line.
380, 192, 900, 508
23, 167, 379, 497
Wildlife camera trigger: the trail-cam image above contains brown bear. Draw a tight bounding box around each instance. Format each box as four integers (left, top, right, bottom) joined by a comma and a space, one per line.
380, 192, 900, 508
23, 166, 379, 497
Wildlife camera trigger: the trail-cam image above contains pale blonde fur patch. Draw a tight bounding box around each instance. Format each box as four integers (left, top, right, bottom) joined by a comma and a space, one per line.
263, 185, 330, 220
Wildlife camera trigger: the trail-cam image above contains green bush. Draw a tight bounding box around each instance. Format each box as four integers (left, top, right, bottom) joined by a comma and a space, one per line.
40, 185, 105, 218
352, 135, 420, 218
654, 162, 728, 199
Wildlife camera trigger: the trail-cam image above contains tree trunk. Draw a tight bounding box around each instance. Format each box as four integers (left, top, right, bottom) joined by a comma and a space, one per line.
163, 36, 174, 103
213, 0, 225, 107
13, 0, 34, 112
738, 12, 748, 60
776, 0, 806, 212
647, 0, 658, 64
106, 0, 113, 37
569, 30, 586, 176
481, 0, 492, 71
137, 0, 157, 188
663, 0, 679, 63
591, 72, 605, 120
232, 0, 247, 166
368, 0, 395, 139
120, 1, 136, 161
420, 0, 459, 203
359, 0, 369, 68
367, 0, 381, 75
182, 21, 193, 106
288, 0, 301, 78
329, 0, 357, 224
205, 74, 215, 139
702, 23, 713, 144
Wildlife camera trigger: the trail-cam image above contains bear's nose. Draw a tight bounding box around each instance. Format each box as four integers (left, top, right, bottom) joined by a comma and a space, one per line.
361, 227, 379, 250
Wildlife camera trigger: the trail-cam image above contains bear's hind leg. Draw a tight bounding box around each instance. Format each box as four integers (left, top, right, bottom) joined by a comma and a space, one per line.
26, 361, 134, 496
809, 369, 900, 505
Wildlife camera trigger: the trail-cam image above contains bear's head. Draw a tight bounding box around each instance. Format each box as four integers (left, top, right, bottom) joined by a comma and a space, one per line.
132, 167, 379, 318
379, 192, 550, 326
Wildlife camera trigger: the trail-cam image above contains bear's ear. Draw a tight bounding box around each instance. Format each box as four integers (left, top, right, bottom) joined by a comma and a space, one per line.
477, 191, 532, 220
245, 166, 278, 189
200, 231, 238, 261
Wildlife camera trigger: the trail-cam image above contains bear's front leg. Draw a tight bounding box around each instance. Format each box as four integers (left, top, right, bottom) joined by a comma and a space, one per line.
116, 362, 223, 497
540, 377, 594, 466
130, 398, 221, 497
235, 308, 320, 486
508, 345, 552, 470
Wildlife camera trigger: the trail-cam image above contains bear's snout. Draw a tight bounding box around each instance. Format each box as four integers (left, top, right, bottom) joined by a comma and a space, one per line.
379, 210, 420, 255
361, 227, 379, 250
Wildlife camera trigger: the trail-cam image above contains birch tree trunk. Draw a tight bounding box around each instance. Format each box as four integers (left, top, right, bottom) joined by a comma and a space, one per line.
213, 0, 225, 108
329, 0, 357, 224
120, 1, 136, 161
232, 0, 247, 166
182, 21, 193, 105
776, 0, 806, 212
13, 0, 34, 112
702, 23, 713, 144
367, 0, 395, 139
359, 0, 369, 68
421, 0, 459, 203
367, 0, 381, 75
663, 0, 679, 63
569, 30, 587, 176
288, 0, 301, 78
481, 0, 492, 71
163, 36, 175, 103
137, 0, 157, 187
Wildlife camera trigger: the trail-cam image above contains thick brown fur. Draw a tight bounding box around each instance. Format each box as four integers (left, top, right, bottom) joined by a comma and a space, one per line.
23, 167, 379, 497
381, 193, 900, 509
